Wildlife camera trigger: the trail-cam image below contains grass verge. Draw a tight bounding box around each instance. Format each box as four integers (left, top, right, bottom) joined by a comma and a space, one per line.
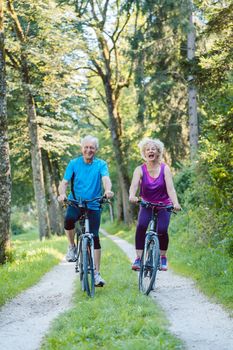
103, 221, 135, 245
41, 236, 183, 350
168, 212, 233, 312
0, 231, 67, 306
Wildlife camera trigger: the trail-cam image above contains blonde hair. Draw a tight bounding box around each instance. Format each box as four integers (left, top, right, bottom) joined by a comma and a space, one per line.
138, 138, 164, 162
81, 135, 99, 149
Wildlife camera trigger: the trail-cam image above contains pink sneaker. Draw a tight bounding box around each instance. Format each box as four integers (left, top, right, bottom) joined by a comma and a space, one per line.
160, 256, 168, 271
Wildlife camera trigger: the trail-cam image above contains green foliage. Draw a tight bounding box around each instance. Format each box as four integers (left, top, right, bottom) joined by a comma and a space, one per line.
10, 207, 38, 236
164, 157, 233, 311
6, 0, 82, 206
128, 0, 190, 166
41, 237, 183, 350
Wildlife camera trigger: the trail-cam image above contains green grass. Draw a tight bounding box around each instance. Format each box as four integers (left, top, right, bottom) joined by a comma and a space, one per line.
104, 217, 233, 314
41, 236, 183, 350
0, 231, 67, 306
103, 221, 135, 245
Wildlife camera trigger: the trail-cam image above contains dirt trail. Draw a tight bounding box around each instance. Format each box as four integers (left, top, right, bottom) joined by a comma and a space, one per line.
101, 229, 233, 350
0, 231, 233, 350
0, 258, 76, 350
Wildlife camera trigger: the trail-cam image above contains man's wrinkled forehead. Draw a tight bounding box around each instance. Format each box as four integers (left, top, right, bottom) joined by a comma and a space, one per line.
82, 141, 97, 149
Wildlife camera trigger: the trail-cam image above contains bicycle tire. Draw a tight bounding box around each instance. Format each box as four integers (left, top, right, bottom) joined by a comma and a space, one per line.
83, 237, 95, 297
139, 234, 160, 295
76, 238, 85, 291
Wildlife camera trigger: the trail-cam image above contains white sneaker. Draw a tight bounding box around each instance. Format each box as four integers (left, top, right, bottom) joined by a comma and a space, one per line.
94, 272, 105, 287
66, 245, 77, 262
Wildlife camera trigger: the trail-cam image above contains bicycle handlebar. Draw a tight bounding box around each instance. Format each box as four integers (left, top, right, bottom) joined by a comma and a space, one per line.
138, 199, 174, 211
63, 196, 111, 208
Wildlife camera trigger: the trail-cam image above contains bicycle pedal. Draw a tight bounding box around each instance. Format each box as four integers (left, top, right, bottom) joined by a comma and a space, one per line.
95, 283, 104, 287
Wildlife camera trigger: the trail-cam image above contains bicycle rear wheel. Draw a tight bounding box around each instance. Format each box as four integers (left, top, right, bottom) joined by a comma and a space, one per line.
83, 237, 95, 297
139, 234, 160, 295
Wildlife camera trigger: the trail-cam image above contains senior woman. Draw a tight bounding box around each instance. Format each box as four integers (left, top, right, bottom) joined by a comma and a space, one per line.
129, 138, 181, 271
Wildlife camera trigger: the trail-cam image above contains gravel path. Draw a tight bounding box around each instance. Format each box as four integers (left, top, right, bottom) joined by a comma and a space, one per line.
0, 258, 76, 350
101, 229, 233, 350
0, 231, 233, 350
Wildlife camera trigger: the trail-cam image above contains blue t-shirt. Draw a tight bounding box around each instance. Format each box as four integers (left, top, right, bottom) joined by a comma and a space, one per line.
64, 156, 109, 210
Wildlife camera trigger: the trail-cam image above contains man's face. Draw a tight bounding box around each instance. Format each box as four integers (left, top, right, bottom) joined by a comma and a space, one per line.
82, 141, 97, 163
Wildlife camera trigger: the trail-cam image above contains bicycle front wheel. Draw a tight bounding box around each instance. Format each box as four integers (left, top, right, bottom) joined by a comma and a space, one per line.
83, 237, 95, 297
77, 238, 85, 291
139, 235, 160, 295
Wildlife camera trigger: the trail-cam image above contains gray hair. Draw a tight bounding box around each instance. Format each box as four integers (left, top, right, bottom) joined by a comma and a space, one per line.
138, 138, 164, 162
81, 135, 99, 149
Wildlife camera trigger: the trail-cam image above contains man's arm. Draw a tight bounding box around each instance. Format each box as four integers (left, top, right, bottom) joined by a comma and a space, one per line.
57, 179, 69, 202
102, 176, 114, 198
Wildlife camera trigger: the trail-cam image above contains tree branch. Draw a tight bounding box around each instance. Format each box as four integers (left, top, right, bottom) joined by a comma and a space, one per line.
5, 49, 20, 69
84, 107, 108, 129
6, 0, 26, 43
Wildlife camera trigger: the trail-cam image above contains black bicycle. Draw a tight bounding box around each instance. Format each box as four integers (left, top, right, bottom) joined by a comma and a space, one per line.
64, 196, 109, 297
138, 200, 174, 295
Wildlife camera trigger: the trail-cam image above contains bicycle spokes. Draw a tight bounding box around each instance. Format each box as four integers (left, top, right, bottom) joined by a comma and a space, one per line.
139, 237, 160, 295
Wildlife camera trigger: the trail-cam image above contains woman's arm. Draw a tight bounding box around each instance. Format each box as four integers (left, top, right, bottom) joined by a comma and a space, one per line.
129, 166, 142, 203
164, 165, 181, 211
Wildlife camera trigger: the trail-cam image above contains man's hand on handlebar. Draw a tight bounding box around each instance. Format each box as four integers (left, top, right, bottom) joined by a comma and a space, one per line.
57, 194, 67, 202
104, 191, 114, 199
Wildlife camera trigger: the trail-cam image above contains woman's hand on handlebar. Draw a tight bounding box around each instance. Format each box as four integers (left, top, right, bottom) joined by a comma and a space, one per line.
173, 202, 181, 211
129, 195, 139, 203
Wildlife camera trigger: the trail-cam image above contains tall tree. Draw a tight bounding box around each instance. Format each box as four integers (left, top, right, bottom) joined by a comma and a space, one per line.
7, 0, 50, 239
187, 0, 198, 160
0, 0, 11, 263
63, 0, 140, 223
127, 0, 190, 166
5, 0, 81, 228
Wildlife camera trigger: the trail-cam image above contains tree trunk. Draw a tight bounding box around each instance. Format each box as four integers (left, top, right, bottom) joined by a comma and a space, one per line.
7, 0, 50, 239
51, 159, 65, 234
42, 151, 63, 235
0, 2, 11, 264
21, 57, 50, 240
104, 80, 133, 224
116, 180, 124, 222
187, 6, 198, 160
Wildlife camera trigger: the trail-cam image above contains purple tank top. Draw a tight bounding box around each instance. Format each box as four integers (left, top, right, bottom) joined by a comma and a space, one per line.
139, 163, 172, 205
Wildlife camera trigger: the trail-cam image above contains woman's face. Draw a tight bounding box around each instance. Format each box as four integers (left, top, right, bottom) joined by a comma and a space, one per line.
143, 143, 160, 162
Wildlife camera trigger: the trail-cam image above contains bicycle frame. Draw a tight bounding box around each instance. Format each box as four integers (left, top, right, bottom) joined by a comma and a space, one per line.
139, 200, 174, 295
64, 196, 110, 297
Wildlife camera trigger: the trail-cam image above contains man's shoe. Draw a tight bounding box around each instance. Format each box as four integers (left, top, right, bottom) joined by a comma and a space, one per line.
160, 255, 168, 271
94, 273, 105, 287
66, 245, 77, 262
132, 257, 141, 271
